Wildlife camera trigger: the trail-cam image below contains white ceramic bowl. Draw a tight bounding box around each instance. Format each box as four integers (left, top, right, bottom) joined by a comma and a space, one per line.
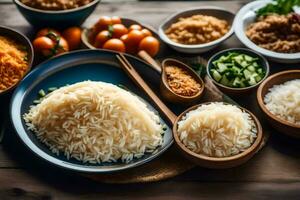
234, 0, 300, 63
158, 7, 235, 54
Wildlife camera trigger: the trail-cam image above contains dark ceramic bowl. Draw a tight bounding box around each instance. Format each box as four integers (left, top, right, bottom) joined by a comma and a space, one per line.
207, 48, 269, 95
0, 26, 34, 97
14, 0, 100, 28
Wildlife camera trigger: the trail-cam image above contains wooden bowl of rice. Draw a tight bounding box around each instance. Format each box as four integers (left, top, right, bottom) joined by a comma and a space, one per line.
257, 70, 300, 138
172, 102, 263, 169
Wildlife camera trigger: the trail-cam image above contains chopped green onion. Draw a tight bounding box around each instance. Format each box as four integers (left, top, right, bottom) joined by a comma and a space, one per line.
38, 89, 46, 97
48, 87, 57, 92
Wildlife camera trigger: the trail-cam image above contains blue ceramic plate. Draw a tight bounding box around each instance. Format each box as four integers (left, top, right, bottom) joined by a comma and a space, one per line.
10, 49, 173, 173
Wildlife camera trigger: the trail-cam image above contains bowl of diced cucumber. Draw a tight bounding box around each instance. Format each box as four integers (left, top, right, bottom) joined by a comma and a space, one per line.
207, 48, 269, 95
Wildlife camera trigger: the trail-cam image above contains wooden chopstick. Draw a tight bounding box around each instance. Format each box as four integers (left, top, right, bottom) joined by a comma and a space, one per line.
116, 53, 177, 125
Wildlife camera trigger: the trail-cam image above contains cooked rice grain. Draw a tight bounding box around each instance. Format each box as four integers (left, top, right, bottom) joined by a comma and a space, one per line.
177, 102, 257, 157
24, 81, 164, 163
264, 79, 300, 125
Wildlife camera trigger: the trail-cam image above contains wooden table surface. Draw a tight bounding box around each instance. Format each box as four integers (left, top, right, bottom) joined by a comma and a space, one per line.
0, 1, 300, 199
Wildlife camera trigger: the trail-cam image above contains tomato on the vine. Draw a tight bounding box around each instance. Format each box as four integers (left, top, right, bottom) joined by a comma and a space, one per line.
95, 16, 112, 32
33, 36, 55, 57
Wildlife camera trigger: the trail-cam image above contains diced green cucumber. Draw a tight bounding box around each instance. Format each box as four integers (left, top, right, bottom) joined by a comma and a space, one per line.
247, 65, 256, 72
255, 74, 262, 82
240, 61, 249, 68
248, 76, 257, 85
220, 76, 230, 86
217, 63, 228, 73
211, 69, 222, 82
232, 77, 241, 87
252, 62, 259, 68
243, 69, 252, 80
244, 55, 254, 62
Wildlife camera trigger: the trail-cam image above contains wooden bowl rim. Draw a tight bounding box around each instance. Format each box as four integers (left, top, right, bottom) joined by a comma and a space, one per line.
0, 26, 34, 96
172, 102, 263, 162
257, 69, 300, 129
207, 48, 270, 91
161, 58, 205, 100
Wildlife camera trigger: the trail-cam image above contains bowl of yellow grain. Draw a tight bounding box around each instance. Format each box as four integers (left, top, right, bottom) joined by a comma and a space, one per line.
0, 26, 34, 96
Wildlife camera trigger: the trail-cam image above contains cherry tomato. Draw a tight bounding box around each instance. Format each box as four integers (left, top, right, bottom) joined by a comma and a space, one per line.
62, 27, 81, 50
125, 30, 145, 54
33, 36, 55, 56
103, 39, 126, 53
56, 37, 69, 54
127, 30, 145, 45
141, 29, 152, 37
111, 24, 128, 38
111, 16, 122, 24
120, 34, 136, 54
95, 16, 112, 32
139, 36, 160, 57
128, 24, 142, 31
94, 30, 111, 48
36, 28, 60, 38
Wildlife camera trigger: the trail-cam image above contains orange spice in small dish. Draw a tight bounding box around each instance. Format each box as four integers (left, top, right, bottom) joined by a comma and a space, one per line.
165, 66, 201, 97
0, 35, 29, 92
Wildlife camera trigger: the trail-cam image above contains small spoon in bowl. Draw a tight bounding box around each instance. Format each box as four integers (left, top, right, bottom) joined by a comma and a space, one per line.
138, 51, 204, 104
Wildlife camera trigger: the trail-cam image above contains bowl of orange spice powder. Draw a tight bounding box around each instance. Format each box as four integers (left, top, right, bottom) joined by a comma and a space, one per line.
0, 26, 34, 96
161, 59, 204, 104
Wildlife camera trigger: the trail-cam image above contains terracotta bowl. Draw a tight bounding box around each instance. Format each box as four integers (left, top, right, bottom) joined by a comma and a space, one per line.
257, 70, 300, 138
173, 102, 263, 169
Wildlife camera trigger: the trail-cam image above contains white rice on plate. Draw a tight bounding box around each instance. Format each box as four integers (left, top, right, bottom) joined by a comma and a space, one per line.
264, 79, 300, 125
177, 102, 257, 158
23, 81, 164, 164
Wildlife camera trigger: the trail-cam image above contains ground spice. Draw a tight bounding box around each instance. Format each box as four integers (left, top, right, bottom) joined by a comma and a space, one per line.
165, 66, 201, 96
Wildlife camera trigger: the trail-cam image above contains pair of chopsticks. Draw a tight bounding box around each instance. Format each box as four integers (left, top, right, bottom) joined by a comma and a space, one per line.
116, 53, 177, 125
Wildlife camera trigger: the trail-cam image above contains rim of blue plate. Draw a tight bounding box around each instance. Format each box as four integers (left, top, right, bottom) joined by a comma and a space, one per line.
10, 49, 173, 173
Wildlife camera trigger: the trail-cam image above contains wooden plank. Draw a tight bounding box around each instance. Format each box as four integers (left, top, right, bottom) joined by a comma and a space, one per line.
0, 169, 299, 200
0, 123, 299, 182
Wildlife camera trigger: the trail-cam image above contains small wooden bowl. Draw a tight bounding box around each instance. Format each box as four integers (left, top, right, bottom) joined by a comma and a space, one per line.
207, 48, 270, 96
257, 70, 300, 138
173, 102, 263, 169
160, 59, 205, 105
0, 26, 34, 97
